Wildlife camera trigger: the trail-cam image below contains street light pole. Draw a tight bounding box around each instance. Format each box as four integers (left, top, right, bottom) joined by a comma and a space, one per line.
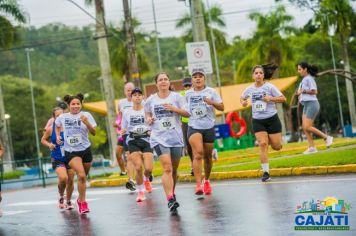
151, 0, 162, 71
25, 48, 42, 179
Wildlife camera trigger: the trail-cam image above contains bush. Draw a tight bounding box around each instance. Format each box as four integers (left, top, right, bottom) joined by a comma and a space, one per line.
2, 170, 26, 180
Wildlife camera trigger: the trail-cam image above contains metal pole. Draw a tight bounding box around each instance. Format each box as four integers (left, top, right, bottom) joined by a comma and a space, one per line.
326, 15, 344, 135
25, 48, 44, 186
206, 0, 224, 121
151, 0, 162, 71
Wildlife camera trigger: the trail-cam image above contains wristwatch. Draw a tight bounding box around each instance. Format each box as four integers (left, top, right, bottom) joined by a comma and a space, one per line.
302, 89, 307, 94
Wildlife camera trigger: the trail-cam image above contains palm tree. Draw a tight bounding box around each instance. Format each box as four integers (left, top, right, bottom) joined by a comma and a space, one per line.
0, 0, 26, 48
236, 5, 296, 83
176, 3, 227, 51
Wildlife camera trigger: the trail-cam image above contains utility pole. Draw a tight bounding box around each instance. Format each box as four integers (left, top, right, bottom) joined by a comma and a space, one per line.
190, 0, 212, 86
123, 0, 141, 89
93, 0, 117, 164
151, 0, 162, 71
0, 84, 14, 171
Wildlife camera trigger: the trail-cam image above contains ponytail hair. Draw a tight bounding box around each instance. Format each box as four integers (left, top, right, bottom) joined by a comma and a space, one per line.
297, 62, 318, 77
63, 93, 84, 105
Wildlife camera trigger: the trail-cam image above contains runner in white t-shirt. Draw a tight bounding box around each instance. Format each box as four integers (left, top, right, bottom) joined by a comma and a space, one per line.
55, 93, 97, 214
121, 88, 153, 202
240, 65, 286, 182
114, 82, 136, 191
185, 68, 224, 196
144, 72, 189, 215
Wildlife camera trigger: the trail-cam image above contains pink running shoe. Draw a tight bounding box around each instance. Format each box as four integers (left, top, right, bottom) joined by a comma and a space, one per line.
203, 180, 212, 195
144, 180, 152, 193
58, 197, 65, 209
81, 201, 90, 214
195, 184, 203, 195
136, 191, 146, 202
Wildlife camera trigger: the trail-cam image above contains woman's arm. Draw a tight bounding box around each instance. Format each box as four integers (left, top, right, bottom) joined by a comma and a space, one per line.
163, 104, 190, 117
41, 128, 56, 150
203, 97, 224, 111
80, 115, 96, 136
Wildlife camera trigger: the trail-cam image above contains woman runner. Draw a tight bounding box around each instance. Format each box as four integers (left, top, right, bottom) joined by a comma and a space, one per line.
121, 88, 154, 202
240, 65, 286, 182
296, 62, 333, 154
41, 107, 75, 209
185, 68, 224, 195
144, 72, 189, 214
55, 94, 97, 214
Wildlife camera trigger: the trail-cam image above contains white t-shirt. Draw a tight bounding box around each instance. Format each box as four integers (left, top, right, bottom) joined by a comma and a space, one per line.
144, 92, 185, 148
185, 86, 223, 129
121, 107, 150, 144
118, 98, 133, 114
299, 75, 318, 102
55, 111, 97, 152
241, 82, 283, 120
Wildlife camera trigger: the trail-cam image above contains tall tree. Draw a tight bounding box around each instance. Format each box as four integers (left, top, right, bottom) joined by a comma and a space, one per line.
0, 0, 26, 48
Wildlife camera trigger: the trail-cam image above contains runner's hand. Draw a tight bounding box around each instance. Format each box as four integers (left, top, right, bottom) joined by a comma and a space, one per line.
203, 97, 214, 106
146, 116, 154, 125
119, 129, 127, 136
80, 115, 89, 125
163, 103, 176, 112
56, 136, 63, 145
262, 95, 273, 102
48, 143, 56, 151
241, 99, 248, 107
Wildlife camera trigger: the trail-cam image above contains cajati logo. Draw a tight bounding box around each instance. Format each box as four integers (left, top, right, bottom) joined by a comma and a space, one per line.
294, 197, 351, 231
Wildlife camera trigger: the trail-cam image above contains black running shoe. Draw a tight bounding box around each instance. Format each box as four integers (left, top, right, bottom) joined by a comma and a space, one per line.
190, 169, 194, 176
261, 172, 271, 182
168, 199, 180, 213
126, 180, 136, 191
149, 174, 153, 182
120, 172, 127, 176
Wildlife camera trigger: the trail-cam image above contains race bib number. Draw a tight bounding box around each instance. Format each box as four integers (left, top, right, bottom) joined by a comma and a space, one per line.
192, 106, 207, 119
66, 134, 83, 146
158, 117, 175, 131
133, 125, 147, 134
253, 100, 267, 112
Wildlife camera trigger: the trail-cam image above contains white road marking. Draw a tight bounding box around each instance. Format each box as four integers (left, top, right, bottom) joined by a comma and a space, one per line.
6, 198, 99, 207
1, 210, 32, 216
84, 188, 159, 196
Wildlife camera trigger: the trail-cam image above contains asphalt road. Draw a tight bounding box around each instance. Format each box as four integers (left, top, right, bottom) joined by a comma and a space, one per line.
1, 174, 356, 236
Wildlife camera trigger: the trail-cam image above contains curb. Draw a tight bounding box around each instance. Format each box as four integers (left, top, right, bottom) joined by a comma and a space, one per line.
90, 164, 356, 187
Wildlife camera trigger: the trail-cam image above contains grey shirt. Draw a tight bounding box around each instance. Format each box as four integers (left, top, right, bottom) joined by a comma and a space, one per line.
241, 82, 283, 120
299, 75, 318, 102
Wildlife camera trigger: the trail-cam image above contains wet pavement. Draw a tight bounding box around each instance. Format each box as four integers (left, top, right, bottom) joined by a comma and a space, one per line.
1, 174, 356, 236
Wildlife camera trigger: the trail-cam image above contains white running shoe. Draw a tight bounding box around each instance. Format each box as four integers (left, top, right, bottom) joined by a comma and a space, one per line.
212, 148, 218, 161
326, 136, 333, 147
303, 147, 318, 154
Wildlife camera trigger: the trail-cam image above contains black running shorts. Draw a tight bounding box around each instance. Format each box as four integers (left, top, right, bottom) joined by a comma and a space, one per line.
128, 139, 152, 154
65, 147, 93, 163
252, 114, 282, 134
187, 126, 215, 143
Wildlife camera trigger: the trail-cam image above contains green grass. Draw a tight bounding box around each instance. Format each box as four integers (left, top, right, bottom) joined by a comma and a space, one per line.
2, 170, 26, 180
213, 148, 356, 172
91, 137, 356, 180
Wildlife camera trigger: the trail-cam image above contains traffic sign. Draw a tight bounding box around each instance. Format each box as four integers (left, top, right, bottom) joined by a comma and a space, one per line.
186, 41, 213, 75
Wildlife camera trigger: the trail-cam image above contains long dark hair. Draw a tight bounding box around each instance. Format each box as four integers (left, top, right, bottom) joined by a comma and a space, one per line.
63, 93, 84, 105
297, 62, 318, 77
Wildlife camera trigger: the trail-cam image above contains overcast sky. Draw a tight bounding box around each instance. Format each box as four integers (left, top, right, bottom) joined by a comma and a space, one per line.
17, 0, 320, 41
